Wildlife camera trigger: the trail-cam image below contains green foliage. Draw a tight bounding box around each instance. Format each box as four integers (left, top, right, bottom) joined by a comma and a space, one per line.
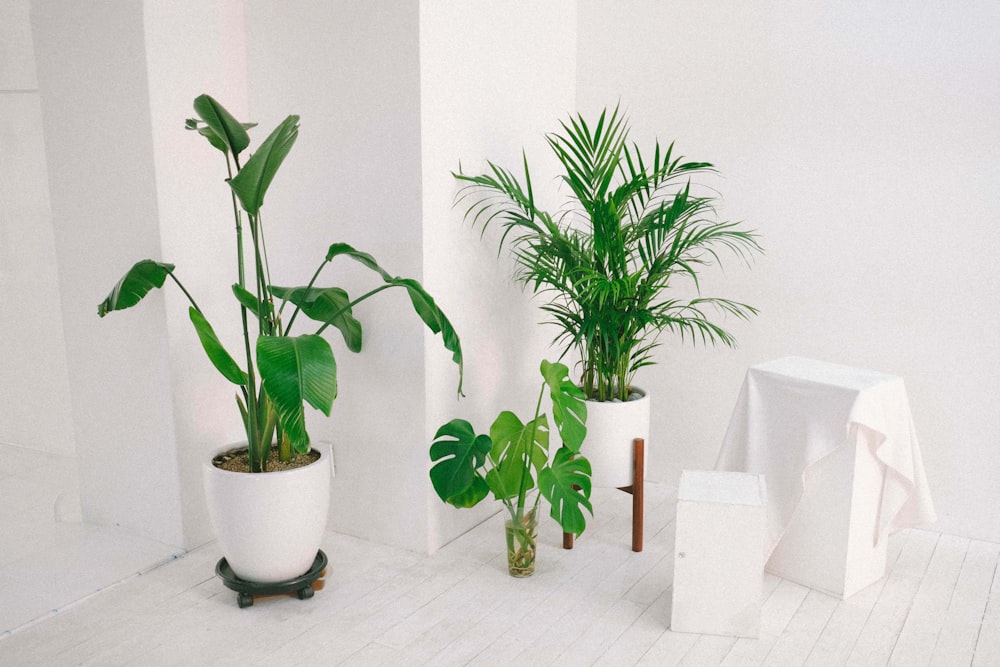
428, 360, 593, 537
97, 260, 175, 317
99, 94, 464, 472
455, 105, 762, 400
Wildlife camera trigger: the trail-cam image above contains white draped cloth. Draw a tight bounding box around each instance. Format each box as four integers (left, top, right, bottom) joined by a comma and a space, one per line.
715, 357, 936, 555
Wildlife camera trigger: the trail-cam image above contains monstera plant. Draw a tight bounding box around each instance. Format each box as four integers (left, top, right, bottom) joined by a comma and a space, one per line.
429, 360, 591, 577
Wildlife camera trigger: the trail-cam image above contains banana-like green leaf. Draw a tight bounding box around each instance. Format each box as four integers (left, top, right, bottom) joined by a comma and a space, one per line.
188, 307, 247, 386
428, 419, 491, 508
191, 94, 251, 156
390, 277, 464, 395
270, 285, 362, 353
98, 260, 175, 317
325, 243, 464, 395
487, 411, 548, 501
231, 284, 274, 322
325, 243, 393, 281
538, 446, 593, 536
256, 334, 336, 454
540, 359, 588, 452
228, 114, 299, 216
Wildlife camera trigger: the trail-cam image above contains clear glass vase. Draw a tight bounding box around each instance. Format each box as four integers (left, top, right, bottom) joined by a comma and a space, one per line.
505, 507, 538, 577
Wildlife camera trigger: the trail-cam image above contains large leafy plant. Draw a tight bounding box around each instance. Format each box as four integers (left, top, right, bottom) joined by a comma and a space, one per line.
429, 360, 592, 539
99, 94, 463, 472
455, 105, 762, 401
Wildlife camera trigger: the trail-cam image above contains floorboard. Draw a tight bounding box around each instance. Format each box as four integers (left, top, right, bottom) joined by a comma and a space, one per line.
1, 443, 997, 666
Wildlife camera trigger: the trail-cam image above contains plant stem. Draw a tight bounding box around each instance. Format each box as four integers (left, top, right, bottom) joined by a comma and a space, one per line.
315, 283, 395, 336
284, 257, 329, 334
515, 381, 546, 522
227, 152, 263, 473
164, 272, 203, 315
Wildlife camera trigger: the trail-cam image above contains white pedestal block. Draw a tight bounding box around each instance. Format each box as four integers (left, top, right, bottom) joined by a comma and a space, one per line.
765, 426, 888, 599
672, 470, 767, 638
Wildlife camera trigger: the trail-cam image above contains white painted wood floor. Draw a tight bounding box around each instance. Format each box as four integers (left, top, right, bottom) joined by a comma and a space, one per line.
1, 444, 999, 666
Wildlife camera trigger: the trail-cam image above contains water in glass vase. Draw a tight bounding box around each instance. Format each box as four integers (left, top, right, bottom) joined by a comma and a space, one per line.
505, 508, 538, 577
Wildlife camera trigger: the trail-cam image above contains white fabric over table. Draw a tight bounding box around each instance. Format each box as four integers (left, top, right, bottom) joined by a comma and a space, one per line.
715, 357, 936, 555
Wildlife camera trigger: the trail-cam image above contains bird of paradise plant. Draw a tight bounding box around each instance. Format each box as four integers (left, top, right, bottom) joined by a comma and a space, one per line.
99, 94, 463, 472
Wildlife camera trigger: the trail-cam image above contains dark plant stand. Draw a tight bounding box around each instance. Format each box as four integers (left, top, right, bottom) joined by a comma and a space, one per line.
564, 437, 645, 552
216, 549, 328, 608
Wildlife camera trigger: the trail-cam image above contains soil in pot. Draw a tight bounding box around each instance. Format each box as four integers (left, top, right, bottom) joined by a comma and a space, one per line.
213, 446, 320, 473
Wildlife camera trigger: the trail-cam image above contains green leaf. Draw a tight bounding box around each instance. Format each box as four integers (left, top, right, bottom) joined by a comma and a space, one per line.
191, 94, 251, 156
538, 446, 593, 536
98, 260, 175, 317
428, 419, 491, 508
256, 334, 337, 454
487, 411, 548, 501
540, 359, 588, 452
231, 284, 274, 322
389, 277, 464, 395
270, 285, 362, 353
325, 243, 393, 281
188, 307, 247, 386
325, 243, 464, 395
228, 114, 300, 216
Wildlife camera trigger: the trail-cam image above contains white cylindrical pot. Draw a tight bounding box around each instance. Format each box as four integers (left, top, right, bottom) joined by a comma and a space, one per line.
582, 388, 651, 488
203, 443, 331, 583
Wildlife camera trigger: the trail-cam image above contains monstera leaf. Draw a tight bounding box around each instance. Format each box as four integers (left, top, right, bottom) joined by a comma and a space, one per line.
486, 411, 548, 502
428, 419, 491, 508
541, 359, 587, 452
538, 446, 593, 536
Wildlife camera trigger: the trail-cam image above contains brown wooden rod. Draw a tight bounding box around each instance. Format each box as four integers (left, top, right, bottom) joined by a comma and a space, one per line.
632, 437, 645, 552
562, 437, 646, 552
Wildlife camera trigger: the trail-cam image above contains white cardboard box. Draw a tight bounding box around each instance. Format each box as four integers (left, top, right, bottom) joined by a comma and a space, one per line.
765, 425, 888, 599
672, 470, 767, 638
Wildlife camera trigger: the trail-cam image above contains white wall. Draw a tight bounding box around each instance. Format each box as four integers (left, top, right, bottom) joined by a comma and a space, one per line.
31, 0, 260, 547
244, 0, 432, 551
419, 1, 579, 552
31, 0, 186, 544
0, 0, 75, 455
577, 0, 1000, 542
143, 0, 258, 547
17, 0, 999, 553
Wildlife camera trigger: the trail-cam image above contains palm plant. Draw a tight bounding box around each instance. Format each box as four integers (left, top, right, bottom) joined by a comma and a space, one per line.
455, 105, 761, 401
99, 94, 463, 472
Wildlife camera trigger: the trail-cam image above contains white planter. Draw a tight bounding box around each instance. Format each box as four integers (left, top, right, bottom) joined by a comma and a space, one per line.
203, 443, 332, 584
582, 388, 651, 488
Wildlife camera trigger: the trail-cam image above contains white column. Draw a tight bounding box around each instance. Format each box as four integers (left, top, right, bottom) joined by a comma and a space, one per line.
419, 1, 579, 552
0, 0, 75, 455
32, 0, 253, 547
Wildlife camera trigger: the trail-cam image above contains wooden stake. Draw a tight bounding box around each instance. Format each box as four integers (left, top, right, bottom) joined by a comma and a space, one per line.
562, 437, 645, 552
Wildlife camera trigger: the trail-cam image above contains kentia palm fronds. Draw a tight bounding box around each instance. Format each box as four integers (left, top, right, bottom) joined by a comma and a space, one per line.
454, 104, 762, 401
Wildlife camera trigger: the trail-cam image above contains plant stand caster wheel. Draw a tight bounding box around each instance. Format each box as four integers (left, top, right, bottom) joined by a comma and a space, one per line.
215, 550, 328, 608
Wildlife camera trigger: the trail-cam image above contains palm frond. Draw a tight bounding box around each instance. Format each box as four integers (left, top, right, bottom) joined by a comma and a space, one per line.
454, 106, 762, 399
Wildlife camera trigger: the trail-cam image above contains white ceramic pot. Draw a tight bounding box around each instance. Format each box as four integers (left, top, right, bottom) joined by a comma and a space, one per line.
582, 388, 651, 488
203, 443, 332, 583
